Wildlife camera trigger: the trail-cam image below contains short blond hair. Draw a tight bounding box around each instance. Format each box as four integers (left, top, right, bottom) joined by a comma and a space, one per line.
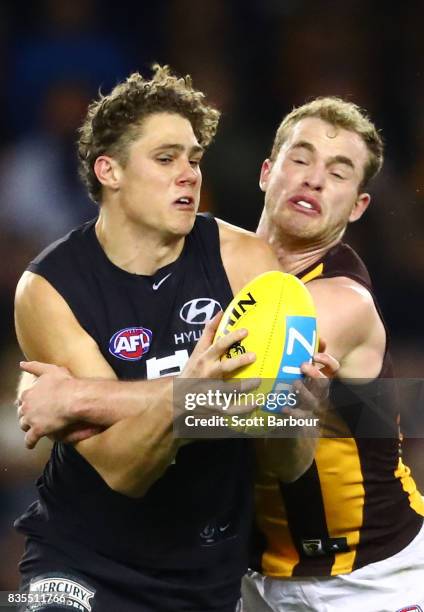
270, 97, 383, 188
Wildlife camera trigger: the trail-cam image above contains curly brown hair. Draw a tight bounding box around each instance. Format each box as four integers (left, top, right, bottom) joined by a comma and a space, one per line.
270, 97, 384, 189
78, 65, 221, 202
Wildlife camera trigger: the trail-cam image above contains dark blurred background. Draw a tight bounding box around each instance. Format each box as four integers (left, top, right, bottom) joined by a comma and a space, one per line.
0, 0, 423, 588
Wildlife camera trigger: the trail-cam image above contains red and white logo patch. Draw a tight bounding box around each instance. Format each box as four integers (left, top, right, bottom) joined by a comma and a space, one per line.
109, 327, 152, 361
396, 606, 423, 612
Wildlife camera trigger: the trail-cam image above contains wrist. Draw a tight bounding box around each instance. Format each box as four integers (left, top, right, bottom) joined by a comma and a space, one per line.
67, 376, 91, 421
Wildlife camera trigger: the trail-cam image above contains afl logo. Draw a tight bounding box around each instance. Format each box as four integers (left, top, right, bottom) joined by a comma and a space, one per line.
397, 607, 423, 612
180, 298, 221, 325
109, 327, 153, 361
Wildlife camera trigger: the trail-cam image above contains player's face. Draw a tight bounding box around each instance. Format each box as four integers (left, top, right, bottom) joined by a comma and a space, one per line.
260, 118, 371, 245
115, 112, 203, 236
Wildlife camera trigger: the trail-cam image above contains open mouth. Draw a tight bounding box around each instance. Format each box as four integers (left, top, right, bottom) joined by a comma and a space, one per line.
174, 196, 195, 209
289, 195, 321, 215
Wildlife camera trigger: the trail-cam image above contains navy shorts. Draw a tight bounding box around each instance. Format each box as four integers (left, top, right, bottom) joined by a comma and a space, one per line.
19, 539, 242, 612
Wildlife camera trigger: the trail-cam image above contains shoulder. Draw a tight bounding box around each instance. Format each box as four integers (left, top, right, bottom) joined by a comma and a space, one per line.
217, 218, 278, 264
15, 269, 87, 364
307, 276, 375, 312
17, 227, 84, 319
316, 241, 371, 288
15, 270, 64, 342
216, 217, 254, 240
29, 220, 95, 271
306, 276, 386, 376
16, 270, 60, 310
216, 218, 280, 293
15, 269, 110, 376
307, 275, 381, 338
15, 270, 75, 334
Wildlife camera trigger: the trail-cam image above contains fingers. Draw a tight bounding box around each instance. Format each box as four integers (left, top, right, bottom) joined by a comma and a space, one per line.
301, 361, 325, 380
234, 377, 261, 393
312, 352, 340, 378
292, 379, 319, 411
19, 416, 30, 432
301, 363, 330, 395
20, 361, 57, 377
220, 350, 256, 374
195, 311, 224, 352
19, 360, 71, 379
24, 427, 41, 450
293, 369, 329, 413
181, 322, 255, 381
297, 355, 338, 412
17, 394, 30, 424
207, 310, 223, 333
19, 409, 42, 450
210, 327, 249, 359
224, 402, 258, 417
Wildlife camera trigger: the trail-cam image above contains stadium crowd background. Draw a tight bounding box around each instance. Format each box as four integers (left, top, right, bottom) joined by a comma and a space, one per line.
0, 0, 423, 590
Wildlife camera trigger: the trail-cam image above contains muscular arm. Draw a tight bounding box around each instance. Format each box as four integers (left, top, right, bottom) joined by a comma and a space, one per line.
307, 276, 386, 378
253, 349, 338, 482
16, 271, 168, 427
15, 272, 183, 494
15, 271, 254, 497
217, 221, 332, 482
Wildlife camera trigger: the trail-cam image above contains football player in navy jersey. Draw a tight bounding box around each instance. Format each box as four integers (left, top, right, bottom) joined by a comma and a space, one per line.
14, 66, 331, 612
18, 90, 424, 612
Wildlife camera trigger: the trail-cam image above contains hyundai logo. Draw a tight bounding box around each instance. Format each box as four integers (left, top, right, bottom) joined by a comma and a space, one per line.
179, 298, 222, 325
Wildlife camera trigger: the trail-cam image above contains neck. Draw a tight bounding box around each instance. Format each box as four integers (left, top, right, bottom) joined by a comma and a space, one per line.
95, 206, 185, 275
256, 213, 340, 275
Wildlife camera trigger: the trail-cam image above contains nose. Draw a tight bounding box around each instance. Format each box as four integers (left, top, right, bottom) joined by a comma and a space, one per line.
302, 163, 325, 191
176, 158, 198, 185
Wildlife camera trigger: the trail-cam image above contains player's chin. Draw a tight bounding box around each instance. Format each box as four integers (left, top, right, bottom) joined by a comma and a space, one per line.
169, 211, 197, 235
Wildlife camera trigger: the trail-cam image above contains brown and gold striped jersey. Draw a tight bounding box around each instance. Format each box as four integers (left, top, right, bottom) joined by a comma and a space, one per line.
252, 242, 424, 577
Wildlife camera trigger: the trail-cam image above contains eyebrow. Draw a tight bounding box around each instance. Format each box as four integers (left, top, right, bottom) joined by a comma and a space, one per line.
152, 143, 204, 155
329, 154, 355, 170
290, 141, 355, 170
290, 141, 315, 154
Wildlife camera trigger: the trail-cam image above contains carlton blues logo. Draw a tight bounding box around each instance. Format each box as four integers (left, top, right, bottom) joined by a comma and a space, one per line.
109, 326, 153, 361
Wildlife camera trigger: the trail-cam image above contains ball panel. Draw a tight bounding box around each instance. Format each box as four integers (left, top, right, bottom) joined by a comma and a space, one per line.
213, 271, 318, 434
214, 271, 318, 384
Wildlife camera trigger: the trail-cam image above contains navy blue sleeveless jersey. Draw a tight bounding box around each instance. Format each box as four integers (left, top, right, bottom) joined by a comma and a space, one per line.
16, 214, 254, 611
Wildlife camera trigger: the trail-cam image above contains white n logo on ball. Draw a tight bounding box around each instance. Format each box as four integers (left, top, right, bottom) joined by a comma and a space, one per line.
281, 325, 316, 376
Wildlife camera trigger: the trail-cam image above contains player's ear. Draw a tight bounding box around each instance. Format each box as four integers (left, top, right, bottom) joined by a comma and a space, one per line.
349, 192, 370, 223
259, 159, 273, 192
94, 156, 122, 192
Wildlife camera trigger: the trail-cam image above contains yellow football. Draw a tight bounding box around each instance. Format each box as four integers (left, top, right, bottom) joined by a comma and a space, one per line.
214, 271, 318, 430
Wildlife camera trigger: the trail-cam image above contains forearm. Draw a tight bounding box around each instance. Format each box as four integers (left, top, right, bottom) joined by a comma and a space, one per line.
18, 365, 175, 447
71, 376, 169, 426
75, 377, 181, 497
255, 437, 316, 483
19, 316, 254, 490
